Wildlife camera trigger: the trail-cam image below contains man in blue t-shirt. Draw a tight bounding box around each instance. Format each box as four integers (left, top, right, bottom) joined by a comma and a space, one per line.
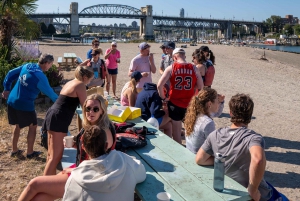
2, 54, 58, 159
86, 38, 100, 59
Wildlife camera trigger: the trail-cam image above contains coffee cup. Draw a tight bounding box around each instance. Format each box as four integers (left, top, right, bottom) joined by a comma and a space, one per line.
157, 192, 171, 201
64, 136, 74, 148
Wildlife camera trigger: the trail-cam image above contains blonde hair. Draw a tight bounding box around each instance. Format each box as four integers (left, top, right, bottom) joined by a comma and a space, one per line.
82, 94, 111, 129
184, 87, 218, 136
74, 66, 94, 81
129, 78, 138, 94
93, 47, 103, 55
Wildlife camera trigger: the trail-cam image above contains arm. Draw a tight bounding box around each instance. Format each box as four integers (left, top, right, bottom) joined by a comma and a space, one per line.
248, 145, 266, 201
127, 89, 137, 107
75, 83, 88, 107
195, 148, 214, 165
3, 66, 23, 91
104, 48, 113, 60
79, 59, 89, 66
150, 92, 165, 118
149, 53, 156, 74
211, 102, 224, 118
195, 66, 204, 90
128, 58, 136, 77
157, 65, 172, 99
36, 73, 58, 102
159, 59, 164, 75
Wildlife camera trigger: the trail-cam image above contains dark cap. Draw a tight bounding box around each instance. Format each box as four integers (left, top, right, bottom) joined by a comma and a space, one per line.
131, 71, 143, 81
164, 41, 176, 49
199, 46, 210, 52
138, 42, 151, 50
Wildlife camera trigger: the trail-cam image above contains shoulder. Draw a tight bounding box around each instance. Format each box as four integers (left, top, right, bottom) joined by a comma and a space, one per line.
87, 49, 92, 53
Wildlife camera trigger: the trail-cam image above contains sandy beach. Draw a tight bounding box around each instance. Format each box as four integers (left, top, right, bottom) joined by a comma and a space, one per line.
0, 42, 299, 200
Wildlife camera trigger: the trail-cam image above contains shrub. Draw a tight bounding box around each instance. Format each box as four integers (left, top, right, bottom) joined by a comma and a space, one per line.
15, 42, 41, 61
44, 64, 64, 87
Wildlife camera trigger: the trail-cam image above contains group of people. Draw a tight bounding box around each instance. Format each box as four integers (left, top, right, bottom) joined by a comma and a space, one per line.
1, 38, 288, 200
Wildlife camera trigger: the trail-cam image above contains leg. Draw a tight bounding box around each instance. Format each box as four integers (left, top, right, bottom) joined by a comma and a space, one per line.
27, 124, 37, 154
43, 130, 66, 175
106, 74, 112, 94
12, 124, 21, 153
18, 174, 68, 201
172, 120, 182, 144
159, 115, 172, 138
111, 74, 117, 97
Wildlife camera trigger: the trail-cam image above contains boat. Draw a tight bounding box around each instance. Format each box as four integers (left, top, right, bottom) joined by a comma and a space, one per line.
264, 39, 277, 45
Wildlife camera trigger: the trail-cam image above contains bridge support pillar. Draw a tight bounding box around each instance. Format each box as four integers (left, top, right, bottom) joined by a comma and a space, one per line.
70, 2, 79, 37
140, 5, 154, 40
226, 21, 232, 39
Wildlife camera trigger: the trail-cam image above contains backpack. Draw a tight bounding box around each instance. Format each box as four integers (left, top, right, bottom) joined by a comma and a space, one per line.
75, 123, 116, 167
204, 61, 215, 87
87, 59, 107, 79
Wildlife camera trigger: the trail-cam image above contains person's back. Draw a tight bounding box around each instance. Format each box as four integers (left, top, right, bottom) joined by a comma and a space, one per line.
63, 150, 146, 201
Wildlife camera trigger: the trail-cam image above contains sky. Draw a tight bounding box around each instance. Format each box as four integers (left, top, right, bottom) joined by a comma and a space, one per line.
36, 0, 300, 26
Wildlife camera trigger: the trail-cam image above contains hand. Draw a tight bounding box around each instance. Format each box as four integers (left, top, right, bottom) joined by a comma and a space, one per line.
141, 72, 149, 77
62, 167, 74, 175
247, 185, 261, 201
148, 53, 154, 62
110, 48, 116, 54
218, 94, 225, 103
2, 91, 10, 99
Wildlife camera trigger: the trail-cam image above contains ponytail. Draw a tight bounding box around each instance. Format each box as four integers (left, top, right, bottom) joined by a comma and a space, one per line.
130, 78, 137, 94
209, 50, 215, 65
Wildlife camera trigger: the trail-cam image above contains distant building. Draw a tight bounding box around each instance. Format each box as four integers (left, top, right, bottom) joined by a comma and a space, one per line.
114, 23, 118, 27
92, 23, 96, 26
281, 15, 299, 25
180, 8, 184, 18
119, 23, 127, 27
132, 21, 138, 28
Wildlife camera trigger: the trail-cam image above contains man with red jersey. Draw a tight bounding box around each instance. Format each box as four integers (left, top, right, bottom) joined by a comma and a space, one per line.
158, 48, 203, 143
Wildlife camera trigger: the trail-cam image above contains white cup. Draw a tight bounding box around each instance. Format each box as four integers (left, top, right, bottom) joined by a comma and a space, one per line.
116, 58, 120, 62
64, 136, 74, 148
157, 192, 171, 201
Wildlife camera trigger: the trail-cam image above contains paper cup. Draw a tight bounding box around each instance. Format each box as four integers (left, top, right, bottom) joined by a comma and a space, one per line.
157, 192, 171, 201
64, 136, 73, 148
116, 58, 120, 62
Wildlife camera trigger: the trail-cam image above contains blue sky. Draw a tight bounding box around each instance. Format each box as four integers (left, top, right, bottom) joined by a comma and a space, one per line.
36, 0, 300, 25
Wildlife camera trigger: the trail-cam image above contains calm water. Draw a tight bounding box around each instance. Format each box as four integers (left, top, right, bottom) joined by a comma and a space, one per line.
249, 44, 300, 53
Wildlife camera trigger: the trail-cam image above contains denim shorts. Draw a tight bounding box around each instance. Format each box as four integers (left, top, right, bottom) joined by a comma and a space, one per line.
107, 68, 118, 75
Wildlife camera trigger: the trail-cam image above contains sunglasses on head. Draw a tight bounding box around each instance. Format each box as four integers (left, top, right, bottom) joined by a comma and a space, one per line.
85, 106, 100, 113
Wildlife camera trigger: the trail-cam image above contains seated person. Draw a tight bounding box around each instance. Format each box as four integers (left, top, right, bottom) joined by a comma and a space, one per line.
120, 71, 142, 106
18, 94, 116, 201
62, 125, 146, 201
185, 87, 224, 154
196, 94, 288, 201
135, 83, 172, 137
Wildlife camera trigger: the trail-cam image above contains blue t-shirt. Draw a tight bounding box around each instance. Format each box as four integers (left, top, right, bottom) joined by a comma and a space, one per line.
87, 49, 92, 59
3, 63, 58, 111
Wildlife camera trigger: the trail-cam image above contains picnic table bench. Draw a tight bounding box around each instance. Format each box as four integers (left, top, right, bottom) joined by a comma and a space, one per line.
61, 99, 251, 201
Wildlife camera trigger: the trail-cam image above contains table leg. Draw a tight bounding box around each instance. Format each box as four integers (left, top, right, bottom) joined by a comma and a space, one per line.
77, 114, 82, 132
72, 58, 75, 68
65, 58, 68, 67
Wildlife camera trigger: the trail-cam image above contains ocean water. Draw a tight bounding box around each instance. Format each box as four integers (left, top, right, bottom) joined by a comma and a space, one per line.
249, 44, 300, 53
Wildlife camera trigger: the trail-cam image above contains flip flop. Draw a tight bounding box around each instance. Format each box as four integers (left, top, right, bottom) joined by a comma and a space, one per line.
27, 151, 42, 159
113, 96, 120, 100
10, 149, 24, 157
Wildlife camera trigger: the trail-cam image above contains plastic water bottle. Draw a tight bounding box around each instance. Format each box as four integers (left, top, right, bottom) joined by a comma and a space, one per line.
147, 115, 159, 129
213, 153, 226, 192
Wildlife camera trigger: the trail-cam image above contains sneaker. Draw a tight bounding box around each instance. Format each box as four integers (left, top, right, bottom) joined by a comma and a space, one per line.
10, 150, 24, 157
26, 151, 42, 159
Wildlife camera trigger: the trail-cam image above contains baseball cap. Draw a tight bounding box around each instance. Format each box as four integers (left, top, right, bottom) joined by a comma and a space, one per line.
111, 41, 117, 46
172, 48, 185, 56
138, 42, 151, 50
164, 41, 175, 49
200, 46, 210, 52
131, 71, 143, 81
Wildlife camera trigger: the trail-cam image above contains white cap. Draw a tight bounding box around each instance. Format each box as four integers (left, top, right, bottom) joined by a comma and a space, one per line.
111, 41, 117, 46
172, 48, 185, 56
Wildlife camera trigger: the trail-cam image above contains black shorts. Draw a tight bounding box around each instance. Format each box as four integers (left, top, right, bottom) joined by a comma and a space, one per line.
42, 108, 74, 133
167, 101, 187, 121
7, 105, 37, 129
107, 68, 118, 75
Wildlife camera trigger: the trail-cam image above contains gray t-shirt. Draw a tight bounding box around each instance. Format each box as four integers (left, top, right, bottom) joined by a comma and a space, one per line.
160, 54, 173, 72
87, 58, 104, 87
201, 127, 272, 201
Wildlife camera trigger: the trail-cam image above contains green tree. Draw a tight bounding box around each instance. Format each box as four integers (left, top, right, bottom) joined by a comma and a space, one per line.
283, 24, 293, 36
0, 0, 39, 60
40, 22, 48, 34
293, 24, 300, 35
47, 24, 56, 35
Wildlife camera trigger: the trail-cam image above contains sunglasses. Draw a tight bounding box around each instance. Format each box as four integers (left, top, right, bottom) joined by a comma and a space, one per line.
94, 44, 100, 46
112, 45, 117, 47
85, 106, 100, 113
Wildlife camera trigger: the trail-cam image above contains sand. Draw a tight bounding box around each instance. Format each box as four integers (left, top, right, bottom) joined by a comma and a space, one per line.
4, 42, 300, 200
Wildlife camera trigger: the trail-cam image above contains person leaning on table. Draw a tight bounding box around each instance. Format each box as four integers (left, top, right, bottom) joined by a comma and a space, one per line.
195, 93, 288, 201
2, 53, 58, 159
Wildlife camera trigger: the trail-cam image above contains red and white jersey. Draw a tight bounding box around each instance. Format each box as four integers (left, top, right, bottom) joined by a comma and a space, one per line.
169, 62, 198, 108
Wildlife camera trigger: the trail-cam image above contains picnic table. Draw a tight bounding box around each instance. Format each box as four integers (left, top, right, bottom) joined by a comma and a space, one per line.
63, 53, 77, 67
62, 100, 251, 201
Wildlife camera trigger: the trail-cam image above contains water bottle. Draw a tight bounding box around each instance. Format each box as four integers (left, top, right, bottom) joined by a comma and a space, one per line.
213, 153, 226, 192
147, 115, 159, 129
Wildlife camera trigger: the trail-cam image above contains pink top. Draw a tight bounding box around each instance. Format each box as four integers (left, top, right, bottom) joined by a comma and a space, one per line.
105, 49, 120, 69
121, 82, 130, 106
129, 54, 152, 88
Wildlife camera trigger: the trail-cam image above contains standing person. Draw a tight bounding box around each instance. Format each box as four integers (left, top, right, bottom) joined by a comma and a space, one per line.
43, 66, 94, 175
192, 49, 206, 81
196, 94, 288, 201
185, 87, 224, 154
157, 48, 203, 143
80, 48, 106, 88
120, 71, 142, 107
86, 38, 100, 59
128, 42, 156, 93
2, 54, 58, 158
199, 46, 215, 87
104, 41, 121, 99
159, 41, 175, 75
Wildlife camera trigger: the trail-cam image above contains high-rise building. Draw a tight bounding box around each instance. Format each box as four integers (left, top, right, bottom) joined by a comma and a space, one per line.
132, 21, 138, 28
180, 8, 184, 18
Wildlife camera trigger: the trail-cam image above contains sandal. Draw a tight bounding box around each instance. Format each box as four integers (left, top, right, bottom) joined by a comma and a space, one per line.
113, 96, 120, 100
10, 149, 24, 157
27, 151, 42, 159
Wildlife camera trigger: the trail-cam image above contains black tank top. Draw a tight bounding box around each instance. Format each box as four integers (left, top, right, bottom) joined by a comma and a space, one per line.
52, 94, 80, 112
